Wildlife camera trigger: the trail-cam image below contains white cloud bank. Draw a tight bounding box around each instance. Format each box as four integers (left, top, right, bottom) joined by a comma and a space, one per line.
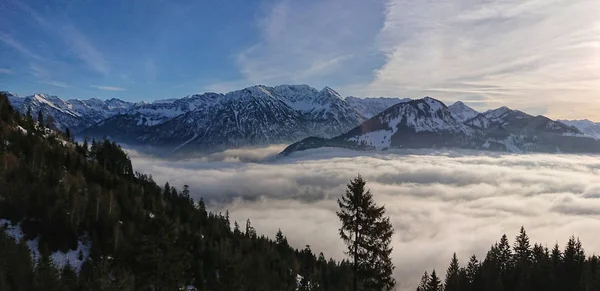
129, 147, 600, 291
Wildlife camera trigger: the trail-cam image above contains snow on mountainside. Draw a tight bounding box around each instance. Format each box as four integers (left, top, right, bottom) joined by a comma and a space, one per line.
559, 120, 600, 140
345, 96, 410, 118
345, 97, 474, 150
282, 98, 600, 155
7, 93, 135, 133
82, 85, 364, 153
448, 101, 479, 122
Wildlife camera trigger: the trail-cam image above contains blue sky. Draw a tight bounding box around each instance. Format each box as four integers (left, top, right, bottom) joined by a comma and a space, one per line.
1, 0, 600, 119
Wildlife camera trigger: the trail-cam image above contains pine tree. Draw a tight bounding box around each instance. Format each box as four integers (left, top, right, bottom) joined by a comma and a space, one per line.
513, 226, 532, 266
245, 218, 256, 238
416, 271, 429, 291
337, 175, 395, 291
465, 255, 480, 285
498, 234, 512, 274
37, 110, 44, 128
276, 228, 288, 247
444, 253, 461, 291
427, 270, 442, 291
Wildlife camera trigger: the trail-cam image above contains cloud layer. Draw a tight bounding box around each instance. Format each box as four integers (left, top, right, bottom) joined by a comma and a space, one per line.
129, 147, 600, 290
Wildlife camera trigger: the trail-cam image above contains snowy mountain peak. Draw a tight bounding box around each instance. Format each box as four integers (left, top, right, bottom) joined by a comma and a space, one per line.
448, 101, 480, 122
320, 86, 343, 100
8, 93, 135, 133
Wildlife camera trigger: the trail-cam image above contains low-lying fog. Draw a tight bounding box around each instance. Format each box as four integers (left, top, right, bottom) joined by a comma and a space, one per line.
128, 146, 600, 291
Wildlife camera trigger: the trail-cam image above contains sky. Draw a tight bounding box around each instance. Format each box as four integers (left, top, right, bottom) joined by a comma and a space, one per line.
1, 0, 599, 119
128, 146, 600, 291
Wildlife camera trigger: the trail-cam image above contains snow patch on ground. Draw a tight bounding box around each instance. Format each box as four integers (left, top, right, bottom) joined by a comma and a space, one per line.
0, 219, 90, 272
350, 130, 393, 150
50, 239, 91, 273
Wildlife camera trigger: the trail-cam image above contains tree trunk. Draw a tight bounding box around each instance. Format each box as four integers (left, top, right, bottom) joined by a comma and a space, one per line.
354, 205, 359, 291
96, 197, 100, 222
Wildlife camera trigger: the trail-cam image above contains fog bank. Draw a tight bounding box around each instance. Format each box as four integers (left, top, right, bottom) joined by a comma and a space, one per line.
128, 147, 600, 290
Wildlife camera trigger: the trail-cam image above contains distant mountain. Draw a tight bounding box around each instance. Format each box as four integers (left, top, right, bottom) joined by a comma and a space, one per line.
448, 101, 479, 122
81, 85, 364, 153
558, 120, 600, 140
282, 97, 600, 155
345, 96, 410, 118
6, 92, 135, 133
9, 88, 600, 155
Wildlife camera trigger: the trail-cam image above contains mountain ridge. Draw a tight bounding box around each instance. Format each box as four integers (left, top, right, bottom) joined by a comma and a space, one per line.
6, 88, 600, 154
281, 97, 600, 155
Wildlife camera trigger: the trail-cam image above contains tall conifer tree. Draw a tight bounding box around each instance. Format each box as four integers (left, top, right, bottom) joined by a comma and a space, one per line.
337, 175, 395, 291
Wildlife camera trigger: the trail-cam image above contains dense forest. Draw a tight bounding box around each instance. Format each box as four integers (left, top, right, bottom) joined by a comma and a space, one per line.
416, 228, 600, 291
0, 91, 356, 290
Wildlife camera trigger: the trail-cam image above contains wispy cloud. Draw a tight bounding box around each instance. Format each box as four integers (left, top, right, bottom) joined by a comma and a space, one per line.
0, 31, 42, 60
38, 80, 69, 88
368, 0, 600, 119
233, 0, 386, 89
14, 0, 109, 76
91, 85, 126, 91
61, 24, 109, 76
0, 68, 14, 74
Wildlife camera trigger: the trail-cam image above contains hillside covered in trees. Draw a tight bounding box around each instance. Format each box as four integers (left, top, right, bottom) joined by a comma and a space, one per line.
0, 91, 355, 290
416, 227, 600, 291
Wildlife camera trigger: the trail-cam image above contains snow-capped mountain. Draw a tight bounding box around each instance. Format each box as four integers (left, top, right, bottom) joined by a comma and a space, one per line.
345, 96, 410, 118
282, 97, 600, 155
81, 85, 364, 153
448, 101, 480, 122
482, 107, 579, 135
558, 120, 600, 140
7, 93, 135, 132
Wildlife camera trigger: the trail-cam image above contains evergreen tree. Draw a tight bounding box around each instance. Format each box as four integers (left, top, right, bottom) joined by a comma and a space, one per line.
444, 253, 461, 291
416, 272, 429, 291
37, 110, 44, 127
498, 234, 512, 274
465, 255, 479, 286
513, 226, 532, 266
427, 270, 442, 291
337, 175, 395, 291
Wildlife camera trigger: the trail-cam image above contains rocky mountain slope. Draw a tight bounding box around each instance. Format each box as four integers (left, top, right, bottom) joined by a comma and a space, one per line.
448, 101, 480, 122
6, 92, 135, 133
81, 85, 365, 153
282, 97, 600, 155
559, 119, 600, 140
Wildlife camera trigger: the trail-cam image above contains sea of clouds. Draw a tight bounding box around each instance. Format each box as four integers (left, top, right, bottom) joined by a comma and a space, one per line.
128, 146, 600, 290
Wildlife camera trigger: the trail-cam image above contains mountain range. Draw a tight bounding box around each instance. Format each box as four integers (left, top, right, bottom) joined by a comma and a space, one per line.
5, 86, 600, 155
282, 97, 600, 155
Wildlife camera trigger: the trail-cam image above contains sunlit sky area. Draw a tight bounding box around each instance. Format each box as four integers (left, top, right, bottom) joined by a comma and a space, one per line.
1, 0, 599, 120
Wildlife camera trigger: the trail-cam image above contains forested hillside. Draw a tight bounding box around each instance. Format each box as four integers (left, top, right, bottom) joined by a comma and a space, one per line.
416, 227, 600, 291
0, 92, 353, 290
